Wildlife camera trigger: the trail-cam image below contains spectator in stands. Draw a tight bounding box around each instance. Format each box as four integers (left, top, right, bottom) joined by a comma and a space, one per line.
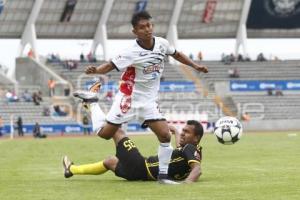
257, 53, 267, 62
48, 78, 56, 97
233, 68, 240, 78
43, 106, 50, 116
5, 90, 19, 102
237, 54, 244, 62
0, 116, 3, 137
12, 90, 19, 102
87, 52, 97, 62
27, 48, 35, 59
221, 53, 233, 65
16, 116, 24, 137
5, 90, 13, 102
54, 105, 67, 117
228, 67, 239, 78
64, 60, 77, 70
197, 51, 203, 61
32, 92, 41, 105
241, 112, 251, 122
275, 87, 284, 96
229, 53, 235, 62
82, 115, 90, 135
33, 122, 47, 138
64, 85, 70, 96
22, 89, 32, 102
189, 53, 194, 60
244, 54, 251, 62
80, 53, 85, 62
267, 88, 273, 96
37, 91, 43, 102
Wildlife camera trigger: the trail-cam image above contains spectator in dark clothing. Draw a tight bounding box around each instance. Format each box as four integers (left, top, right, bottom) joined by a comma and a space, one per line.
257, 53, 267, 61
80, 53, 85, 62
267, 88, 273, 96
237, 54, 244, 62
54, 105, 67, 116
33, 122, 47, 138
16, 116, 24, 136
82, 115, 90, 135
37, 91, 43, 102
32, 92, 40, 105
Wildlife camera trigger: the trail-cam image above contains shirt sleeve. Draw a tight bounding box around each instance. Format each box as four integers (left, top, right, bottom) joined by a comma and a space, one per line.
111, 51, 133, 71
182, 144, 201, 165
160, 38, 176, 55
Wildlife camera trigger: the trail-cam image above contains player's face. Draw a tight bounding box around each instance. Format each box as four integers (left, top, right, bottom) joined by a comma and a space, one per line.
179, 125, 199, 146
132, 19, 153, 41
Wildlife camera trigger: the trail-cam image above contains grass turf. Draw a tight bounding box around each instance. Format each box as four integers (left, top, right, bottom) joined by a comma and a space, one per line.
0, 132, 299, 200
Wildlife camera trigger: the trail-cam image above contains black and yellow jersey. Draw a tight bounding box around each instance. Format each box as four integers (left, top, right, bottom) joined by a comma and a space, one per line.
145, 144, 202, 180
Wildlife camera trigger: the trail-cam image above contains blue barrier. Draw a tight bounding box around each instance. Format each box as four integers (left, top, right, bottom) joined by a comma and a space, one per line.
160, 81, 196, 92
1, 123, 147, 135
230, 80, 300, 91
85, 81, 196, 93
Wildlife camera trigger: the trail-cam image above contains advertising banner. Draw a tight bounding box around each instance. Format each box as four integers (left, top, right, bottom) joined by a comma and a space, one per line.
230, 80, 300, 91
247, 0, 300, 29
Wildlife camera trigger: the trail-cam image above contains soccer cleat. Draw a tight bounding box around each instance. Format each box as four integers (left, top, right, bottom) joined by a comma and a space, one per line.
88, 79, 102, 93
73, 90, 99, 103
157, 174, 180, 185
73, 78, 101, 108
63, 156, 74, 178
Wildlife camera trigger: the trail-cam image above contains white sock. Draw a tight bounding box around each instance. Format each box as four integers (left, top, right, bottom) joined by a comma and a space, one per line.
158, 143, 173, 175
90, 103, 106, 132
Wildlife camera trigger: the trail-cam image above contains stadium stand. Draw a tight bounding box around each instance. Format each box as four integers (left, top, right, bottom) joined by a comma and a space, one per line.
198, 60, 300, 86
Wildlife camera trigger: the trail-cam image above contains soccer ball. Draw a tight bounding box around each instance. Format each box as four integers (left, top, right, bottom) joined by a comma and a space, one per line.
214, 116, 243, 145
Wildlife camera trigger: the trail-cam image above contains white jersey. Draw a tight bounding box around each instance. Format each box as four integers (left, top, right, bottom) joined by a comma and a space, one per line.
111, 36, 176, 104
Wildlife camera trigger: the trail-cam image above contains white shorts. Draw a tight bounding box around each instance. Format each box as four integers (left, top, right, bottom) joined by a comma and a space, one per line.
106, 92, 164, 125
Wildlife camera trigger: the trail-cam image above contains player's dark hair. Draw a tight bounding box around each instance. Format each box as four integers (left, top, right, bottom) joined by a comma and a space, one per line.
131, 11, 152, 27
187, 120, 204, 141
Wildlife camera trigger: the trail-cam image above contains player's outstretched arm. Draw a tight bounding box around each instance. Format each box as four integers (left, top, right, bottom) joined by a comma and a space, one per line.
171, 52, 208, 73
85, 62, 115, 75
169, 125, 180, 148
184, 163, 202, 184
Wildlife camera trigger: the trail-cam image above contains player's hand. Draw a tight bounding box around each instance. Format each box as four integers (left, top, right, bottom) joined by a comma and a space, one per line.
85, 66, 97, 74
168, 125, 177, 135
194, 64, 208, 73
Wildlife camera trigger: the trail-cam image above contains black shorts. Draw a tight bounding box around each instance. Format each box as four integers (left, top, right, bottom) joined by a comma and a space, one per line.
115, 137, 148, 181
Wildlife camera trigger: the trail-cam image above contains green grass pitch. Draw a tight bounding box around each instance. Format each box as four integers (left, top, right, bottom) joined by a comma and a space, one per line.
0, 132, 299, 200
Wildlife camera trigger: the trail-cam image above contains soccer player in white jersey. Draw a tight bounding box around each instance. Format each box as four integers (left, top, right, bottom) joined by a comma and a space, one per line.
74, 11, 208, 184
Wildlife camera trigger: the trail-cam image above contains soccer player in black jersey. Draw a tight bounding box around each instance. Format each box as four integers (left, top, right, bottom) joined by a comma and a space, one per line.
63, 120, 203, 184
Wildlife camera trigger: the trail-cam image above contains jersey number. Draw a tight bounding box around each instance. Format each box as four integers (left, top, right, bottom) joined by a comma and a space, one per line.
123, 140, 136, 151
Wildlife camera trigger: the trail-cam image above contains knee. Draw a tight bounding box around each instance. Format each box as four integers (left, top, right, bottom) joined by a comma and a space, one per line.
103, 156, 118, 171
97, 129, 112, 140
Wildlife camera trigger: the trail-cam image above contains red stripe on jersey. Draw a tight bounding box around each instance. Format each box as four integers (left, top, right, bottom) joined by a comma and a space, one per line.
119, 66, 135, 96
